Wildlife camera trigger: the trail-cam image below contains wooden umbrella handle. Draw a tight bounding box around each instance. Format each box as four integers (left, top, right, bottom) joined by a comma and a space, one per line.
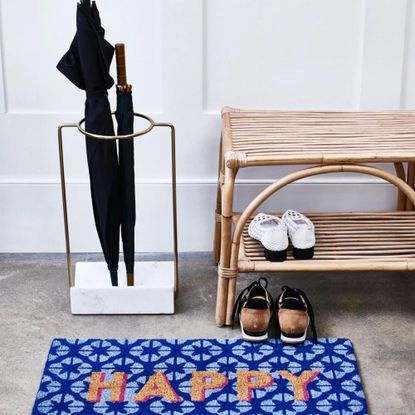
115, 43, 127, 87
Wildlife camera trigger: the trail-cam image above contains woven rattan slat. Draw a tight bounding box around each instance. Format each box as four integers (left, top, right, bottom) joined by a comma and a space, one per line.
240, 212, 415, 267
223, 108, 415, 166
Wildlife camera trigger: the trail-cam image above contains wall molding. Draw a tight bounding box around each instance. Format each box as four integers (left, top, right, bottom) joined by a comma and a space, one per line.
0, 0, 6, 113
355, 0, 366, 109
0, 176, 395, 186
400, 0, 412, 108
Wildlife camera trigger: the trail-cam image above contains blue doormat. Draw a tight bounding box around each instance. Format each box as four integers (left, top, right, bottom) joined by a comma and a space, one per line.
33, 338, 367, 415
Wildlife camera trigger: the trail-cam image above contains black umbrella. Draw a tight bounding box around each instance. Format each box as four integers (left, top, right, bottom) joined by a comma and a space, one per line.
57, 0, 120, 286
115, 44, 136, 286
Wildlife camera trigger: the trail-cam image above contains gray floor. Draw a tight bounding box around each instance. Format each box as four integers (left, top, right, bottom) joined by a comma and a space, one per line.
0, 253, 414, 414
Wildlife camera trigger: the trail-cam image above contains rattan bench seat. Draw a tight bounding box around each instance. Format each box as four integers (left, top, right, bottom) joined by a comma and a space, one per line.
223, 108, 415, 166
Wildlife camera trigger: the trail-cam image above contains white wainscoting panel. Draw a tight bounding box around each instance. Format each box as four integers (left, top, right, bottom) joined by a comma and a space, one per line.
0, 0, 162, 114
359, 0, 408, 109
205, 0, 364, 111
0, 0, 413, 252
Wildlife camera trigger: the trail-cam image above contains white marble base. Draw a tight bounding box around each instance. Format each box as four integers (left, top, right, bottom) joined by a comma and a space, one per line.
70, 262, 175, 315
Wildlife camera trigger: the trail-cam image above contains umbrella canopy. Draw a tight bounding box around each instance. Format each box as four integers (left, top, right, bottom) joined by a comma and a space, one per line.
57, 0, 120, 286
115, 44, 136, 286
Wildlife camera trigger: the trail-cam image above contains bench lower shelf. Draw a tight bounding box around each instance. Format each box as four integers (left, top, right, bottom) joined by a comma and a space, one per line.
238, 211, 415, 272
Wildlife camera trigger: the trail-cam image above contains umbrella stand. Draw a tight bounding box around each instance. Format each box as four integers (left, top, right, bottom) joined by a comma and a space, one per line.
57, 114, 179, 314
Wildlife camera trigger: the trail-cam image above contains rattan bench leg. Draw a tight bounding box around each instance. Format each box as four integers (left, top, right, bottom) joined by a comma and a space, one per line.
213, 203, 222, 263
406, 162, 415, 211
215, 165, 236, 326
225, 262, 238, 326
213, 135, 224, 263
394, 162, 406, 210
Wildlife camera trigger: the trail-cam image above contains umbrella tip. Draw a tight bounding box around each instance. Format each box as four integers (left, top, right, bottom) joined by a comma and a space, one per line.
127, 273, 134, 287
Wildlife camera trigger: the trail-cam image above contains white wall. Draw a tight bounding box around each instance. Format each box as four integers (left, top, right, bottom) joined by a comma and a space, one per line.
1, 0, 415, 253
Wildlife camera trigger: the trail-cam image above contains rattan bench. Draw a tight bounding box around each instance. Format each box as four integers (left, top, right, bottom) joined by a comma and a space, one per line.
214, 107, 415, 326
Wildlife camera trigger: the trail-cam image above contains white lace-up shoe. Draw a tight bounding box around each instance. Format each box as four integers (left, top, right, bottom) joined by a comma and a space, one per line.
282, 210, 315, 259
248, 213, 289, 262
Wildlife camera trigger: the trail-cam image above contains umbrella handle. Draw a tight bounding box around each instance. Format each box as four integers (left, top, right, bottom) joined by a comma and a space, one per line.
115, 43, 128, 87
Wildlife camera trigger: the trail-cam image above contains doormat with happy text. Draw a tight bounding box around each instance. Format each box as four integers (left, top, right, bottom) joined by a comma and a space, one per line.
32, 338, 367, 414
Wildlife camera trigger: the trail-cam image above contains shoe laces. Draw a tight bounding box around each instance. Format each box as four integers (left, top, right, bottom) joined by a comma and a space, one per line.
276, 285, 318, 341
232, 277, 273, 328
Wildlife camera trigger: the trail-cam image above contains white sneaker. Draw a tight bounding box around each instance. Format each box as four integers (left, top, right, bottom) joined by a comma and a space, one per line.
248, 213, 288, 262
282, 210, 315, 259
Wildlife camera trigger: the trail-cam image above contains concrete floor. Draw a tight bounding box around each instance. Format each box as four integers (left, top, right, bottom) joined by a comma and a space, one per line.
0, 253, 414, 414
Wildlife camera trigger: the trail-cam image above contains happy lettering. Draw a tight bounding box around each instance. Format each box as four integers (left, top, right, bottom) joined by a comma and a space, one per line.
87, 369, 320, 403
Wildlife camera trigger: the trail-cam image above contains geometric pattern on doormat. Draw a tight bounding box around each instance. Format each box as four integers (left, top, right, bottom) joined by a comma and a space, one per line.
32, 338, 368, 415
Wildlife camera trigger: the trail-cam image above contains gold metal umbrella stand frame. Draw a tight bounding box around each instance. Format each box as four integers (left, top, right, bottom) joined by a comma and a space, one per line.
58, 113, 179, 314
